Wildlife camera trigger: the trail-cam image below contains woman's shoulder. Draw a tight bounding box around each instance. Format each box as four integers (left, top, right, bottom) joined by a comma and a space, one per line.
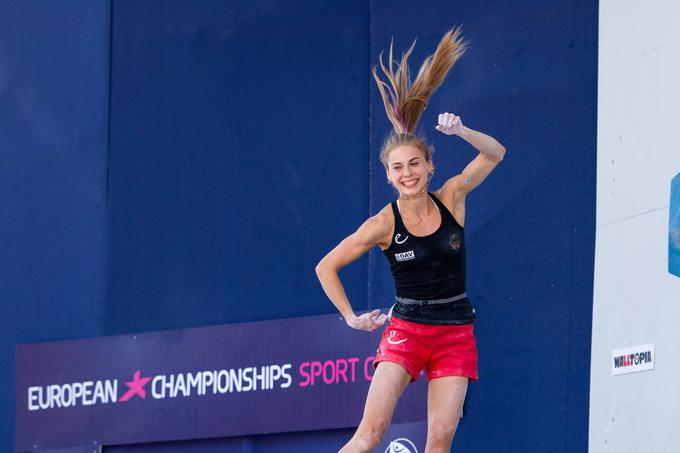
375, 202, 396, 220
369, 203, 395, 250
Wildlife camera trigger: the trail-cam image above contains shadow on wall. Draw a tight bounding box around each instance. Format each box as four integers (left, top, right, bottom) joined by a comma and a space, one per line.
670, 173, 680, 277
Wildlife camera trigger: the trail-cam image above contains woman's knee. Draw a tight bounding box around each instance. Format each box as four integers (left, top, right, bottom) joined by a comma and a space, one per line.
427, 421, 458, 448
354, 420, 389, 450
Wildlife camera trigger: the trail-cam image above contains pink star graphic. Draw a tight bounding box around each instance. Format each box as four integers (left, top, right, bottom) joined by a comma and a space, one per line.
119, 370, 152, 402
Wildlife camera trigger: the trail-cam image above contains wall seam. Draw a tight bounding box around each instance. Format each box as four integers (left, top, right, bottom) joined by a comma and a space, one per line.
367, 0, 374, 310
103, 0, 114, 334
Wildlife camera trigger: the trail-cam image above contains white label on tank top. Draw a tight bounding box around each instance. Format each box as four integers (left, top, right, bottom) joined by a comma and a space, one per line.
394, 251, 415, 261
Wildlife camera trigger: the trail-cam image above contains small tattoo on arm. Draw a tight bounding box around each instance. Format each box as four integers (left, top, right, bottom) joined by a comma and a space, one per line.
464, 178, 472, 185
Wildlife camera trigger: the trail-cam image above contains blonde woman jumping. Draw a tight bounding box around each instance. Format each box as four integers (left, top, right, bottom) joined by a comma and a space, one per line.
316, 28, 506, 453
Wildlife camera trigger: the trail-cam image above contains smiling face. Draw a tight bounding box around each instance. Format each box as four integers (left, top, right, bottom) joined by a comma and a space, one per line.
385, 144, 434, 197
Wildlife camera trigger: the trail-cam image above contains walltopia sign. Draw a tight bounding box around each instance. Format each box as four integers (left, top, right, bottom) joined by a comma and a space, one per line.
611, 344, 655, 376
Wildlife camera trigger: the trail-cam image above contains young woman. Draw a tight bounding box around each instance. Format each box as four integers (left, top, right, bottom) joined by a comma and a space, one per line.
316, 28, 506, 452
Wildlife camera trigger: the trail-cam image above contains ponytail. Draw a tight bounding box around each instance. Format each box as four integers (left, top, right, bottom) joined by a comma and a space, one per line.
373, 27, 467, 135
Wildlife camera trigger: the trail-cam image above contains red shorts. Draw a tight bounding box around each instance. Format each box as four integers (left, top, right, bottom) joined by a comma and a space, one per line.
373, 317, 478, 382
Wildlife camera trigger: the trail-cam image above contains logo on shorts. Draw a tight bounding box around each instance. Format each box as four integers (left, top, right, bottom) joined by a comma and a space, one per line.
395, 233, 409, 245
387, 331, 408, 345
394, 251, 415, 262
385, 437, 418, 453
449, 233, 461, 251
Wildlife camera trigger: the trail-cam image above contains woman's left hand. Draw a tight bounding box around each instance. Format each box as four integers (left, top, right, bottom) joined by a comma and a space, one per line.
435, 112, 464, 136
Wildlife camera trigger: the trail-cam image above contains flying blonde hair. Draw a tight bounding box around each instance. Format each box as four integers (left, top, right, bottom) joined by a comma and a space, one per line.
373, 27, 467, 135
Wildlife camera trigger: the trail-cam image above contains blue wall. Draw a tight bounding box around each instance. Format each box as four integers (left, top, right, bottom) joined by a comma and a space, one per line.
368, 2, 597, 451
0, 1, 110, 449
106, 0, 370, 333
1, 1, 596, 451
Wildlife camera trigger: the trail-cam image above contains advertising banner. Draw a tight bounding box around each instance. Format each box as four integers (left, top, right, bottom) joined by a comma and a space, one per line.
16, 313, 427, 450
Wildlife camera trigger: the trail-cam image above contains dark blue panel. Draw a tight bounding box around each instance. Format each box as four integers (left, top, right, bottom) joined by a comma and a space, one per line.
104, 421, 427, 453
368, 1, 596, 452
104, 428, 351, 453
107, 0, 370, 333
0, 1, 110, 451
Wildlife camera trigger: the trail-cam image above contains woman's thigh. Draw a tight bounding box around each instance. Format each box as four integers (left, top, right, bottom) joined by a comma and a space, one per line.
360, 361, 412, 427
425, 376, 468, 450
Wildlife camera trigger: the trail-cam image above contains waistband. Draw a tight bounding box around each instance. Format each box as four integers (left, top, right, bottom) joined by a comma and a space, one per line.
395, 292, 467, 306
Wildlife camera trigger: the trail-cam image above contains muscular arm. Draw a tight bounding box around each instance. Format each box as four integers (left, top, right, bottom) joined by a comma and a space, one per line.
434, 113, 506, 221
315, 209, 392, 331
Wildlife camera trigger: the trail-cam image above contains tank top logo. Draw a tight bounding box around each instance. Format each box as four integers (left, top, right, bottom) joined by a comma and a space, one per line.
449, 233, 461, 251
394, 233, 409, 244
394, 251, 415, 262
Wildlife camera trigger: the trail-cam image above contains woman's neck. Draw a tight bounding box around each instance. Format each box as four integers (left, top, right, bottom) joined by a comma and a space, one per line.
397, 190, 433, 217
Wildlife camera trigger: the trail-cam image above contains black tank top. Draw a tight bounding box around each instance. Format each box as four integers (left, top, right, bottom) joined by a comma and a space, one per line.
382, 193, 475, 325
